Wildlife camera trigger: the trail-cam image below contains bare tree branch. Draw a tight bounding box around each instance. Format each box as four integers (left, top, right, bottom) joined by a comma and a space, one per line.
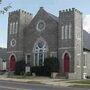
0, 0, 11, 14
0, 0, 2, 4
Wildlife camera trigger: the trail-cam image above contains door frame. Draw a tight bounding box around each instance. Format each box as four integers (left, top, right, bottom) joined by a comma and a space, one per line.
64, 53, 70, 73
62, 50, 71, 73
8, 53, 17, 71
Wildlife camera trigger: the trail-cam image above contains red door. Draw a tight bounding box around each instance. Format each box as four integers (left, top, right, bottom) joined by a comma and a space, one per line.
9, 55, 16, 71
64, 53, 70, 73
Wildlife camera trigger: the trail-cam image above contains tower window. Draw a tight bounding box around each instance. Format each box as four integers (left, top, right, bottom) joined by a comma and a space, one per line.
69, 24, 72, 39
13, 22, 15, 34
15, 21, 18, 34
10, 23, 13, 34
61, 24, 72, 40
61, 26, 64, 40
9, 21, 18, 34
65, 25, 68, 39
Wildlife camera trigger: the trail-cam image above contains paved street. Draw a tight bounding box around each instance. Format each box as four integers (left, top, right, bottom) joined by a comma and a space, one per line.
0, 80, 89, 90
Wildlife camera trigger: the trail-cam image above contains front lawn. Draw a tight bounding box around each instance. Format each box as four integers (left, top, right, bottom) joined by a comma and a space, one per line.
69, 80, 90, 84
68, 80, 90, 88
71, 85, 90, 88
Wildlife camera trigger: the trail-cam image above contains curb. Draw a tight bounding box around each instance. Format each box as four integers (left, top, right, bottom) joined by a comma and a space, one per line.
0, 77, 71, 87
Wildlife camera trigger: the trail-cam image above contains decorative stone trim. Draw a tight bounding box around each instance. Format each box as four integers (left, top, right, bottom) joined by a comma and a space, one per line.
7, 51, 23, 53
10, 39, 16, 47
36, 20, 46, 32
58, 47, 73, 50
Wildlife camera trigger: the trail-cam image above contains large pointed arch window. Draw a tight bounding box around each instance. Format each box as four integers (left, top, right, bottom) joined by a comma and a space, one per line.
33, 40, 48, 66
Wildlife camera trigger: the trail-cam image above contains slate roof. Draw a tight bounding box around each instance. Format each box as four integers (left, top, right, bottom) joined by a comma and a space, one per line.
83, 30, 90, 50
47, 12, 59, 22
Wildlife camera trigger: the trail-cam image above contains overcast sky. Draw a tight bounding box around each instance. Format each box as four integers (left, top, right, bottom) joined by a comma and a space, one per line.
0, 0, 90, 48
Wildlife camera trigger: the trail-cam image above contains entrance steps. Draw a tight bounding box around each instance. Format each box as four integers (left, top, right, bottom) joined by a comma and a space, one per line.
55, 73, 68, 79
0, 71, 8, 78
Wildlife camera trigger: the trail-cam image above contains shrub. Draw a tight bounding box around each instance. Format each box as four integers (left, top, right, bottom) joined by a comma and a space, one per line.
31, 66, 50, 76
44, 57, 59, 73
14, 60, 25, 75
31, 57, 59, 76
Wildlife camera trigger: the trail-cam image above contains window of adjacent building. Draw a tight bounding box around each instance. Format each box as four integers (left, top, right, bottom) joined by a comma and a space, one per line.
83, 52, 87, 67
26, 54, 31, 65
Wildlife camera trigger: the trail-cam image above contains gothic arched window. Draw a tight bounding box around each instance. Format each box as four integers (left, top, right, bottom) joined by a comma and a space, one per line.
33, 40, 48, 66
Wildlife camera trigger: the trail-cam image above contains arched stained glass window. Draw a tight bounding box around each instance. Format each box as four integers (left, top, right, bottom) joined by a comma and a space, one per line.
33, 40, 48, 66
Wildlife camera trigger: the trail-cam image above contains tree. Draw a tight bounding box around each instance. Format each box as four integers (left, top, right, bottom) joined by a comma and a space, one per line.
0, 0, 11, 14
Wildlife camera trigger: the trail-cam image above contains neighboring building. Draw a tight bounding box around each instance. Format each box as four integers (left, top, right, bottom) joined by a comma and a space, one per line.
7, 7, 90, 79
0, 48, 7, 71
82, 30, 90, 79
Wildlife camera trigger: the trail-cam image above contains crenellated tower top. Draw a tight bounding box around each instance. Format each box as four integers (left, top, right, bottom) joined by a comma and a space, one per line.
59, 8, 82, 15
9, 9, 32, 17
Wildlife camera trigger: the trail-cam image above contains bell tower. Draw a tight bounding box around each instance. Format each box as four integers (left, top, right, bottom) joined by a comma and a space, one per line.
58, 8, 83, 79
7, 9, 33, 71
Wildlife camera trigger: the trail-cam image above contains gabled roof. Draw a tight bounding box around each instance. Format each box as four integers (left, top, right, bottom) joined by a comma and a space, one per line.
47, 12, 59, 22
39, 7, 59, 22
27, 7, 59, 28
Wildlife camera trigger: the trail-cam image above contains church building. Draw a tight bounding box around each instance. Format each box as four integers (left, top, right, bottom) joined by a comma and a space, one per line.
7, 7, 90, 79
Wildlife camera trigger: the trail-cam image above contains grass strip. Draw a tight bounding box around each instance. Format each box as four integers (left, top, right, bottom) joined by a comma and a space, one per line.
68, 80, 90, 84
70, 85, 90, 88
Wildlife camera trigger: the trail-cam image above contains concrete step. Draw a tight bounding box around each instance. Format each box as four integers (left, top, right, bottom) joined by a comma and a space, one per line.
56, 73, 68, 79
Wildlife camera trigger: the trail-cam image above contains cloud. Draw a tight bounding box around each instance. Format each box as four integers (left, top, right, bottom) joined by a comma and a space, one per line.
83, 15, 90, 33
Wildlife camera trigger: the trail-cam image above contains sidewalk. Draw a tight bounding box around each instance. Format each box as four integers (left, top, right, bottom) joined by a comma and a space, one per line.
0, 75, 72, 87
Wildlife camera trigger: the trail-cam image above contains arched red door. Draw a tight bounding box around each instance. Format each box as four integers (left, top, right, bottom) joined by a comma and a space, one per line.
9, 55, 16, 71
64, 53, 70, 73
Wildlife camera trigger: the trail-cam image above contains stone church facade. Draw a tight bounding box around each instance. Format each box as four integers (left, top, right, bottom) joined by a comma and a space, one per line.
7, 7, 85, 79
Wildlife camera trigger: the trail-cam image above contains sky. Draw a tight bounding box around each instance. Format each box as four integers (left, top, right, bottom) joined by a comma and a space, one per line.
0, 0, 90, 48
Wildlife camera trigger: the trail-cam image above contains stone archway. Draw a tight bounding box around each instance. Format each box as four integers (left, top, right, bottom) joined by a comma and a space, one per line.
64, 53, 70, 73
9, 55, 16, 71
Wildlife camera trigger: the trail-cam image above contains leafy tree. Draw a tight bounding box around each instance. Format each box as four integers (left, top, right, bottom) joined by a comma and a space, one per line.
0, 0, 11, 14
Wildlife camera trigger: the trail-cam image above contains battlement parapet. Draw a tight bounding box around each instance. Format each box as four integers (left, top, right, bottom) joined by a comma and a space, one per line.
9, 9, 32, 16
59, 8, 82, 14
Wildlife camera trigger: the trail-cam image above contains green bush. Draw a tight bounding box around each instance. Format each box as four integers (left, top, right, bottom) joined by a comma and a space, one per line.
31, 57, 59, 76
31, 66, 50, 76
44, 57, 59, 73
14, 60, 25, 75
